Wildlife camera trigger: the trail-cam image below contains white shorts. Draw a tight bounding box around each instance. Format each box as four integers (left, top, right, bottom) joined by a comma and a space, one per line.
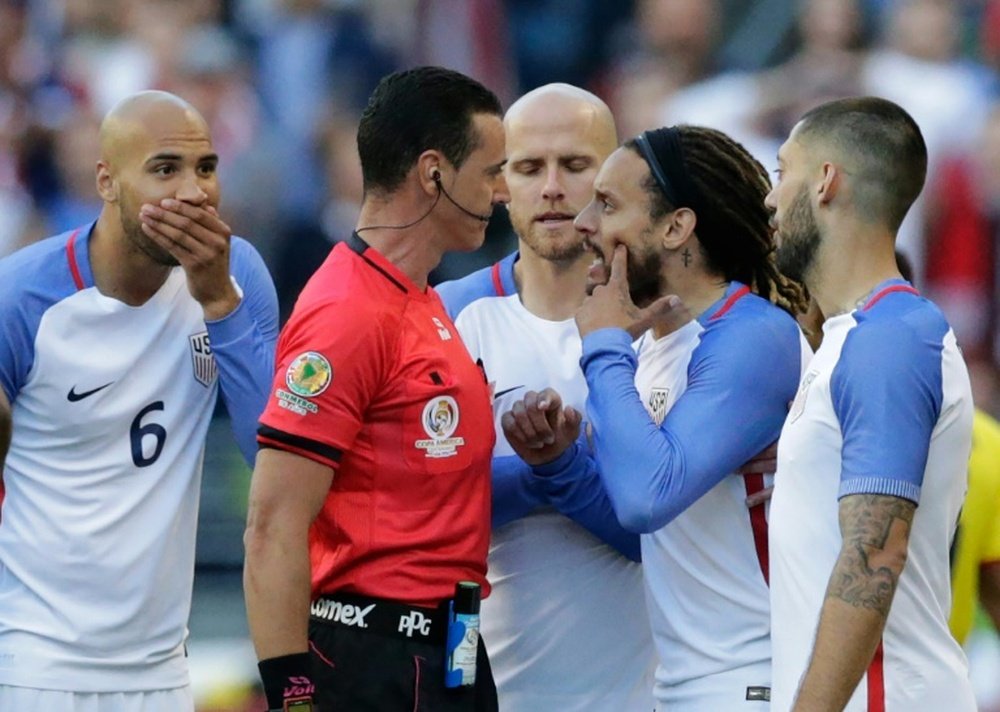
655, 662, 771, 711
0, 685, 194, 712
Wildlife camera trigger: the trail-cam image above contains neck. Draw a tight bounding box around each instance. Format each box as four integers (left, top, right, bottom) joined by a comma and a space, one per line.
90, 211, 172, 306
356, 200, 445, 290
513, 246, 590, 321
652, 268, 728, 339
807, 220, 902, 318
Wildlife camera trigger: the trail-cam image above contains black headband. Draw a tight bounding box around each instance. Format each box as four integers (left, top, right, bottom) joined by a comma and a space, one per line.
633, 127, 704, 213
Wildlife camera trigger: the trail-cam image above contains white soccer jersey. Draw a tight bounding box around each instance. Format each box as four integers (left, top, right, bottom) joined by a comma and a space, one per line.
634, 320, 774, 701
0, 225, 278, 692
537, 283, 810, 708
438, 253, 656, 712
770, 280, 975, 711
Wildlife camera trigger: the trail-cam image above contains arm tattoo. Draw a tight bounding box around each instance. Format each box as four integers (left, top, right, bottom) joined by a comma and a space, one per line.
827, 494, 916, 618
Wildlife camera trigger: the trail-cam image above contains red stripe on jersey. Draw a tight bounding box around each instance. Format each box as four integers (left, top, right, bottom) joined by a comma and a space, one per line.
65, 229, 84, 290
257, 437, 341, 471
867, 640, 885, 711
709, 285, 751, 320
862, 285, 919, 311
743, 473, 770, 584
491, 261, 507, 296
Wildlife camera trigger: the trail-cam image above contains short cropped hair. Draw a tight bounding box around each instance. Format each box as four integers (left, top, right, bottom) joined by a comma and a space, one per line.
357, 66, 503, 196
796, 97, 927, 231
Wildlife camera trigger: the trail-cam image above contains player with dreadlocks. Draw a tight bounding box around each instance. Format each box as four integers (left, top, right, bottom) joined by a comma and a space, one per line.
500, 124, 812, 710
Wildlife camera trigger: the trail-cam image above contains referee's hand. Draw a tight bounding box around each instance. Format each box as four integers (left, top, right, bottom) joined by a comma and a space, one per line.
502, 388, 581, 466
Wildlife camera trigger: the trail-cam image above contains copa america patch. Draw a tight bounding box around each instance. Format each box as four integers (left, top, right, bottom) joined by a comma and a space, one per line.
415, 395, 465, 458
189, 331, 217, 387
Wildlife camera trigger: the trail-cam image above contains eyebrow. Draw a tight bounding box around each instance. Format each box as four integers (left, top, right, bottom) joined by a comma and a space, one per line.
511, 154, 594, 165
145, 152, 219, 165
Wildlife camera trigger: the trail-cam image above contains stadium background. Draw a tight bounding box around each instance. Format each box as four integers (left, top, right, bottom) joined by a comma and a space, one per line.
2, 0, 999, 708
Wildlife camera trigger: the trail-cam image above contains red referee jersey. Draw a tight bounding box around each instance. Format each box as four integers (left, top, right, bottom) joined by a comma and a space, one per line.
258, 233, 495, 607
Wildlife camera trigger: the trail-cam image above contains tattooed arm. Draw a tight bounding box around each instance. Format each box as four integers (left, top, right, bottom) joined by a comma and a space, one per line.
792, 493, 915, 711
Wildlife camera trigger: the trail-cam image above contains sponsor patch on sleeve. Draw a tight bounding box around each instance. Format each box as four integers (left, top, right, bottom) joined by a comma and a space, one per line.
276, 351, 333, 416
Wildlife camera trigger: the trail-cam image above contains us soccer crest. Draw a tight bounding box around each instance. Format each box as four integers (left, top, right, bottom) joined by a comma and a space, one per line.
647, 387, 670, 426
415, 396, 465, 458
189, 331, 217, 387
789, 370, 819, 423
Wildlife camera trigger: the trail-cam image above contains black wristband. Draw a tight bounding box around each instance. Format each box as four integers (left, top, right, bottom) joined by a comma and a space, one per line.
258, 652, 315, 710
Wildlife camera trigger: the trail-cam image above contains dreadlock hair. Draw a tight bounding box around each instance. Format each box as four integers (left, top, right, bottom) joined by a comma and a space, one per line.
626, 126, 809, 315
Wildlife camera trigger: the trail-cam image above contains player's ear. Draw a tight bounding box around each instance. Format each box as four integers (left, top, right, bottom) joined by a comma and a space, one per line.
96, 161, 117, 203
661, 207, 696, 250
816, 162, 841, 207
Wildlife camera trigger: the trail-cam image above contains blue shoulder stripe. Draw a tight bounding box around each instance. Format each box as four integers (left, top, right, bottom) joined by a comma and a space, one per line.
0, 225, 93, 400
435, 251, 518, 320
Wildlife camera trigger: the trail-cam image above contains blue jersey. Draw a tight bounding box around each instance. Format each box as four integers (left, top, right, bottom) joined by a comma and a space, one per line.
438, 253, 655, 712
770, 280, 975, 711
534, 283, 810, 704
0, 225, 278, 692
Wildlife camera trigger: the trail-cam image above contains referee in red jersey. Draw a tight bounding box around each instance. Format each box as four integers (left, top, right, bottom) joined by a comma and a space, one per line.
244, 66, 510, 711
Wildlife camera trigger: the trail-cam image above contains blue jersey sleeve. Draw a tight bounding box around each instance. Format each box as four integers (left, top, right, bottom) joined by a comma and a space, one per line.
492, 454, 546, 527
830, 308, 946, 504
530, 438, 642, 561
583, 309, 801, 533
206, 237, 279, 465
0, 233, 79, 403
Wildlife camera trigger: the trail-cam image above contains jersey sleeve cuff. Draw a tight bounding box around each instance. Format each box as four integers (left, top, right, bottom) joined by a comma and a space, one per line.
581, 328, 636, 363
530, 442, 582, 479
204, 285, 254, 348
838, 477, 921, 504
257, 424, 343, 470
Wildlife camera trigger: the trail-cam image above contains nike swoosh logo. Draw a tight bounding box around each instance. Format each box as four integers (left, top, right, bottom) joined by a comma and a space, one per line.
67, 382, 114, 402
494, 385, 525, 398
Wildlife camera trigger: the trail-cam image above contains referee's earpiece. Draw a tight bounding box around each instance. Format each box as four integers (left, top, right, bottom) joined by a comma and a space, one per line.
431, 169, 441, 184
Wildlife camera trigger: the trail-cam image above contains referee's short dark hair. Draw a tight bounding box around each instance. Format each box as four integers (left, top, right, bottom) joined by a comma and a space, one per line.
357, 66, 503, 196
796, 96, 927, 232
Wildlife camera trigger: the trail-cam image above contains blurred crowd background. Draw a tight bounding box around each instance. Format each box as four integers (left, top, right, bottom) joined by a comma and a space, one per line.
2, 0, 1000, 709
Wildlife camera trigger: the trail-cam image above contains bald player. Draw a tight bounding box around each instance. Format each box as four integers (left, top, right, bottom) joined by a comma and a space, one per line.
437, 84, 656, 711
0, 90, 278, 711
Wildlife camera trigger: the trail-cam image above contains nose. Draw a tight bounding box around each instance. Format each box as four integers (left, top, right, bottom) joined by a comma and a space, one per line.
574, 199, 597, 236
542, 166, 564, 201
492, 172, 511, 206
176, 171, 209, 205
763, 186, 777, 212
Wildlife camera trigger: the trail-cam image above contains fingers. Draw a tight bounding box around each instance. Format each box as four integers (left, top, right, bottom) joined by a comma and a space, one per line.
607, 244, 629, 291
505, 390, 558, 448
139, 199, 231, 264
745, 485, 774, 509
628, 293, 693, 340
562, 406, 582, 440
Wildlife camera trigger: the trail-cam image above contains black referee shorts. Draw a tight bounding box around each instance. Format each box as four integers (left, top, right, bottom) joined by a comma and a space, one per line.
308, 596, 498, 711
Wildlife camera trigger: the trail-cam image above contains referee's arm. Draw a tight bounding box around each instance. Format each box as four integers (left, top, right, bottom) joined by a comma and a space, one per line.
244, 448, 333, 659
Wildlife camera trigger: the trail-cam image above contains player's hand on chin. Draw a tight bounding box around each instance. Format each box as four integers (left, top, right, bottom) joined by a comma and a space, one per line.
139, 199, 240, 320
501, 388, 582, 466
576, 244, 691, 340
